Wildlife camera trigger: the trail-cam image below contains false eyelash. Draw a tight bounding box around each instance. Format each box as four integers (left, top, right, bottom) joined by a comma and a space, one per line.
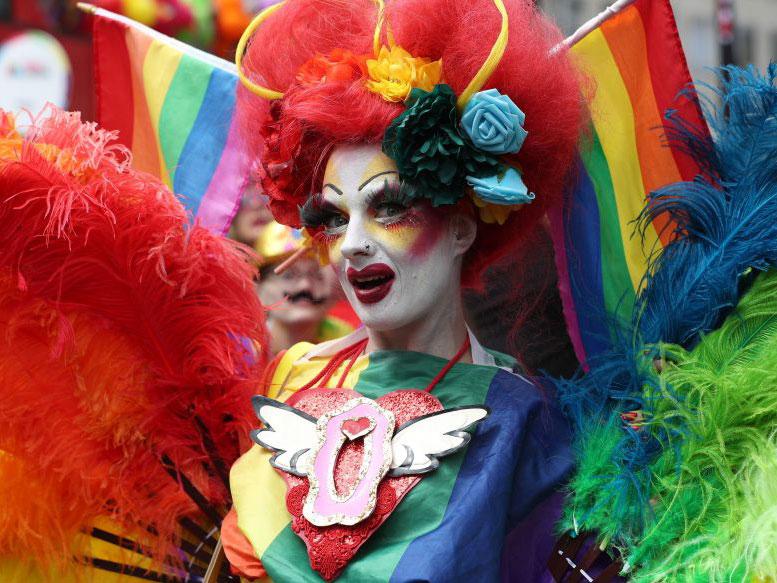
312, 229, 340, 247
364, 179, 415, 209
384, 210, 423, 231
300, 193, 343, 229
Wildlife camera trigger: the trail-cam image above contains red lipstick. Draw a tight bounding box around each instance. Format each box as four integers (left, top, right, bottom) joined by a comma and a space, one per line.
347, 263, 395, 304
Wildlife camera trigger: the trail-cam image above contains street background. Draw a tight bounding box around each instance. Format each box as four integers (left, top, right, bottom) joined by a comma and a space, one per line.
0, 1, 774, 121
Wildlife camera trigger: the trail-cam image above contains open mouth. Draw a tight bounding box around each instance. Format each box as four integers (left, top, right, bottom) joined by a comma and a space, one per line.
347, 263, 395, 304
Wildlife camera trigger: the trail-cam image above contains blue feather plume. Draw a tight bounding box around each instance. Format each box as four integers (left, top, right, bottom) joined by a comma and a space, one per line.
636, 64, 777, 347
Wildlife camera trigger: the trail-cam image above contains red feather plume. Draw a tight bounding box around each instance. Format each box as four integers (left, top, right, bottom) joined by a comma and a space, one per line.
0, 107, 266, 576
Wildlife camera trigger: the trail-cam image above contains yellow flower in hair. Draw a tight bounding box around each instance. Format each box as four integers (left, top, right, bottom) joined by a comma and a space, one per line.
366, 45, 442, 102
470, 193, 522, 225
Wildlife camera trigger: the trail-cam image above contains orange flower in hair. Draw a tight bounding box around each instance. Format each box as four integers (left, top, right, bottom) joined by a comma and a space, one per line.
296, 49, 368, 86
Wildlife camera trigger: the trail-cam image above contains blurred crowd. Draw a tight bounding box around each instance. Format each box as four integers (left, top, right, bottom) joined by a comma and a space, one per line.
0, 0, 282, 56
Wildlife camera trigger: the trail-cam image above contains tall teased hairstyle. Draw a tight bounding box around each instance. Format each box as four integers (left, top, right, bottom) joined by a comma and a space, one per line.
237, 0, 584, 287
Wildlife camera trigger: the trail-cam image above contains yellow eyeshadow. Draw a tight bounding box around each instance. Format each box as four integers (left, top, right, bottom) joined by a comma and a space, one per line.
327, 236, 344, 264
322, 159, 343, 194
366, 220, 419, 253
359, 150, 397, 186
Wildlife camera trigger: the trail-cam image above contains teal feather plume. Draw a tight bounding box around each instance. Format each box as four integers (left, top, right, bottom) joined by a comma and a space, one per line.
637, 64, 777, 347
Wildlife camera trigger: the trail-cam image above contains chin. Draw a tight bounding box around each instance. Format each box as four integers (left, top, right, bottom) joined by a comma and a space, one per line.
350, 297, 416, 332
276, 308, 326, 326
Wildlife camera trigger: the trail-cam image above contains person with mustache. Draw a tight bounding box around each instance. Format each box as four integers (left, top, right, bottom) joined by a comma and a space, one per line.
255, 221, 354, 356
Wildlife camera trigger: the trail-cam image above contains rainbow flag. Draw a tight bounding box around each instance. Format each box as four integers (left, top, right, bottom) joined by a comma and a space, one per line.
549, 0, 708, 364
91, 8, 248, 234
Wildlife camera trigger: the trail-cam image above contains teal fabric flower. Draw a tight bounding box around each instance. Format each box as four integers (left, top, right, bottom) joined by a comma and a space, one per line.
467, 167, 534, 205
460, 89, 528, 155
383, 84, 501, 206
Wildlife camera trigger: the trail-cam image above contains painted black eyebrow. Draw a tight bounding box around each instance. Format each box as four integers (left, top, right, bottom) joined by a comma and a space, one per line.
358, 171, 399, 191
323, 183, 343, 195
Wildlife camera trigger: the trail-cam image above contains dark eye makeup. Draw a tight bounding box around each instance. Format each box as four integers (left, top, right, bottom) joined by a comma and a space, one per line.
300, 193, 347, 230
365, 180, 414, 215
300, 180, 418, 232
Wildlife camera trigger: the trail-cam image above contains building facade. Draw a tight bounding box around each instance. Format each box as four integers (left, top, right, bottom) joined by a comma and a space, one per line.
540, 0, 775, 85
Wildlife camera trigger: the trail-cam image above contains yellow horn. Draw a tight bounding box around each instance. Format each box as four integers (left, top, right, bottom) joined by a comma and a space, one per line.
456, 0, 509, 111
237, 0, 389, 100
372, 0, 386, 55
235, 1, 286, 100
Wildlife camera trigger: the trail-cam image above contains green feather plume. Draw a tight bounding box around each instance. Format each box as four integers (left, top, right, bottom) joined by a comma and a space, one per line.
563, 271, 777, 581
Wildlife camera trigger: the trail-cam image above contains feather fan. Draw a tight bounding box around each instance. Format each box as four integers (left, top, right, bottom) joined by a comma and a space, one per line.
0, 106, 266, 580
554, 65, 777, 580
562, 271, 777, 581
630, 271, 777, 580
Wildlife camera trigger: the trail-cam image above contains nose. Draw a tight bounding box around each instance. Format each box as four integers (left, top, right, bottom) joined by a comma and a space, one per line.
288, 275, 314, 290
340, 215, 376, 260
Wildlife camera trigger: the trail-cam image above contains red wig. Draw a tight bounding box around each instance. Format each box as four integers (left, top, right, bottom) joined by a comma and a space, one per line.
237, 0, 584, 287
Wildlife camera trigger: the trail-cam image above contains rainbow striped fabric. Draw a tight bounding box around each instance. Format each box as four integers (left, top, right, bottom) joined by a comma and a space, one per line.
229, 341, 572, 581
92, 9, 248, 234
549, 0, 707, 363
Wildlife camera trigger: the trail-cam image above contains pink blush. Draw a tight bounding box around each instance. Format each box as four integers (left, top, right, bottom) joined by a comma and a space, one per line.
407, 206, 446, 259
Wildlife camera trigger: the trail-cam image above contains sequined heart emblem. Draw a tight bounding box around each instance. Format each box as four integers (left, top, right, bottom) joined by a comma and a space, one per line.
341, 416, 373, 440
251, 388, 489, 581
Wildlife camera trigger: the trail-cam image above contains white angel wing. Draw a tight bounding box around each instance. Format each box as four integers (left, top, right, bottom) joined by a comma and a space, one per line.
250, 396, 318, 476
389, 406, 489, 476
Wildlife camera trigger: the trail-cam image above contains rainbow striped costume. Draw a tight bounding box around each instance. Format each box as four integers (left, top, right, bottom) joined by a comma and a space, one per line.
223, 330, 573, 581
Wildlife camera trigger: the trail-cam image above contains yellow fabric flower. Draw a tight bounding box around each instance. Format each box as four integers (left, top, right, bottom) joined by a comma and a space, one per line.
470, 193, 522, 225
366, 45, 442, 102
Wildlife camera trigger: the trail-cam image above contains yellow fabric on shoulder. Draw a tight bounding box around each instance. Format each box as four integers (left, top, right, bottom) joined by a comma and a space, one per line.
265, 341, 314, 400
232, 340, 369, 564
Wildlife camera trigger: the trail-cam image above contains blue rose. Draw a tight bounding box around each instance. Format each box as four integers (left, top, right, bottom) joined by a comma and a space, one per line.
460, 89, 528, 155
467, 167, 534, 205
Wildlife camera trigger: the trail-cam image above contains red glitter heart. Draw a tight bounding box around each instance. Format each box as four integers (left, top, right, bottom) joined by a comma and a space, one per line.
341, 416, 372, 440
281, 388, 443, 581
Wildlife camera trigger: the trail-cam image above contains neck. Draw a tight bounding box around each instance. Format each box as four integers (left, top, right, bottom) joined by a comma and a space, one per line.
365, 291, 471, 362
268, 319, 320, 355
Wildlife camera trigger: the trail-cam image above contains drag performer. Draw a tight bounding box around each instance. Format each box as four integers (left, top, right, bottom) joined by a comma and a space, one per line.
224, 0, 777, 578
219, 0, 584, 580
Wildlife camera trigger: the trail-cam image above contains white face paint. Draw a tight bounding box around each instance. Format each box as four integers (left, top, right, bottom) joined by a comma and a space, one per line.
301, 144, 470, 333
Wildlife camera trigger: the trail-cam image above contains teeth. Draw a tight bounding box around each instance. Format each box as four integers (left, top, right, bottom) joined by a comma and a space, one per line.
357, 276, 385, 282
